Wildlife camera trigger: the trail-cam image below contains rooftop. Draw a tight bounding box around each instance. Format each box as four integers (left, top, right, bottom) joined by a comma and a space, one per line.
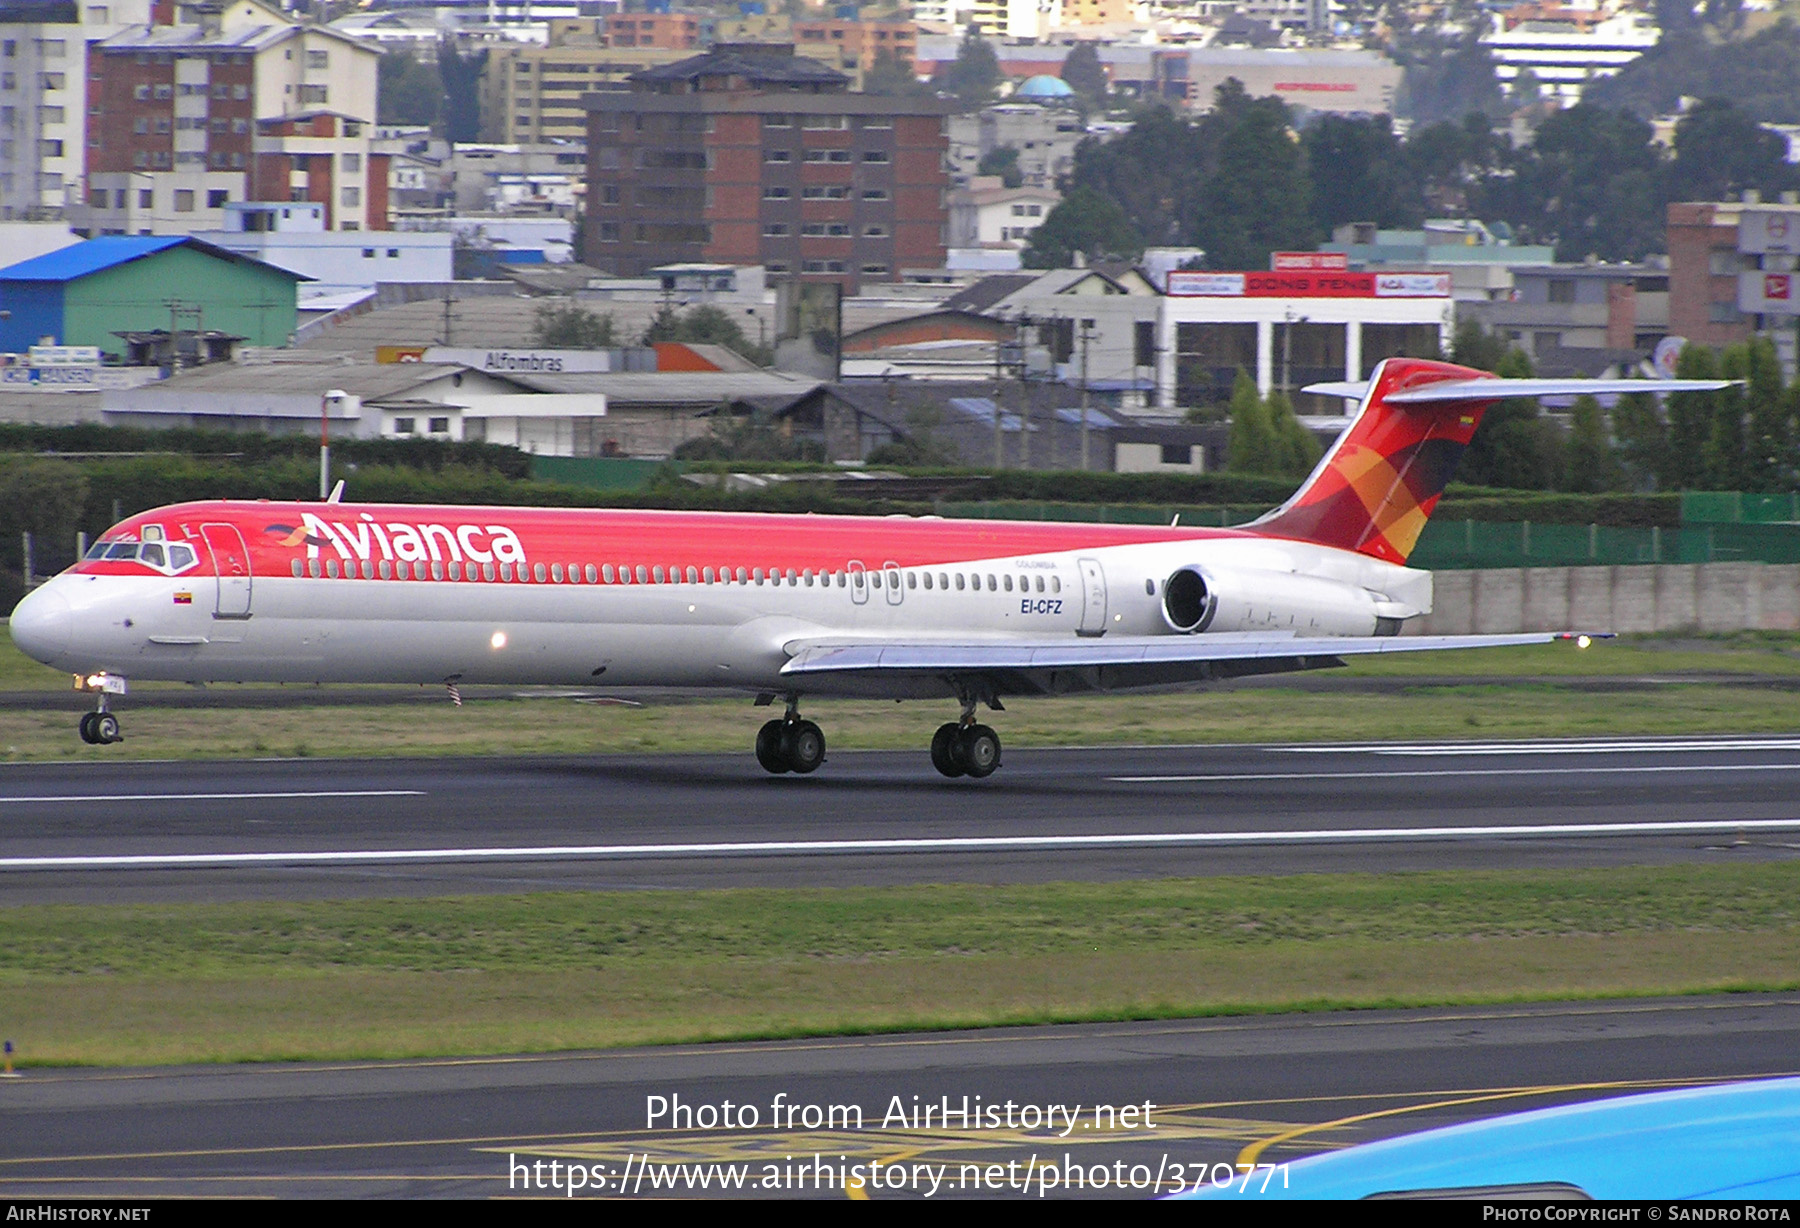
0, 236, 312, 284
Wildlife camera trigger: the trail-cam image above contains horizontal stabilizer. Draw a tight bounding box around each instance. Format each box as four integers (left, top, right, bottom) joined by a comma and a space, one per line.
1299, 377, 1736, 403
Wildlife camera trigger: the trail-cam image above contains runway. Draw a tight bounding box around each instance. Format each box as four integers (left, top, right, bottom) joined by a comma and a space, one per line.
2, 735, 1800, 901
3, 995, 1797, 1198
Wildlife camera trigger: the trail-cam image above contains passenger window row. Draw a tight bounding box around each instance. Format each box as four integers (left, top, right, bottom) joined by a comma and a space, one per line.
284, 558, 1062, 594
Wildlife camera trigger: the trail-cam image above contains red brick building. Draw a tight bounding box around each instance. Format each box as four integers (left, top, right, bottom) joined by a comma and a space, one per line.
583, 45, 952, 291
1667, 200, 1754, 349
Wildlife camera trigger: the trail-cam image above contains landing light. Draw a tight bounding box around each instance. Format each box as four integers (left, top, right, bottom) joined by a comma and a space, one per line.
490, 631, 507, 650
1577, 635, 1592, 649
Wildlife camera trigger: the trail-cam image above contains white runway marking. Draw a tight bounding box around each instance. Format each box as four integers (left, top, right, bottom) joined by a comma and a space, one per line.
1113, 764, 1800, 783
1281, 738, 1800, 757
0, 790, 426, 805
7, 818, 1800, 871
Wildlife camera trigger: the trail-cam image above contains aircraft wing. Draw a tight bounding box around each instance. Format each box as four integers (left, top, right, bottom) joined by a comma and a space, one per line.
779, 631, 1573, 695
1303, 378, 1734, 403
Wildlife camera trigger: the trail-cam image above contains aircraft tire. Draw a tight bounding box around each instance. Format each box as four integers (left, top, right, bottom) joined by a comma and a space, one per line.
958, 725, 1001, 779
930, 722, 965, 778
783, 720, 826, 774
94, 713, 121, 745
755, 719, 789, 774
78, 712, 98, 744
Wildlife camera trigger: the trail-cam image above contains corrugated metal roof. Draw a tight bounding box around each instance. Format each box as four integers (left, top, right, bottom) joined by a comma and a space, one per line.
0, 235, 311, 283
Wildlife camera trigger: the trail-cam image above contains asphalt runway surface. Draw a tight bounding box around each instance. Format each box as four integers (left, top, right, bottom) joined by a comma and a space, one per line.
2, 996, 1797, 1198
3, 735, 1800, 901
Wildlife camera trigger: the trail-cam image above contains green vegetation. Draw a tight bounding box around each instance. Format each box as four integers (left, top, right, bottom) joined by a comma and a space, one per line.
531, 301, 617, 349
4, 865, 1797, 1064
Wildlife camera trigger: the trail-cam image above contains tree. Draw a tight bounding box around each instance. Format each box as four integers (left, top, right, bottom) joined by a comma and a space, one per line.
977, 145, 1023, 189
1587, 24, 1800, 124
1021, 186, 1142, 268
1665, 343, 1721, 489
1564, 394, 1623, 492
532, 302, 617, 349
438, 39, 487, 143
863, 48, 930, 98
1667, 98, 1797, 204
378, 51, 439, 128
1194, 94, 1315, 269
1394, 30, 1504, 128
1448, 319, 1509, 373
1404, 113, 1504, 215
642, 305, 771, 365
1493, 104, 1663, 261
1064, 103, 1211, 248
1612, 388, 1670, 490
1703, 342, 1751, 488
1742, 337, 1789, 492
936, 31, 1000, 111
1266, 389, 1322, 479
1304, 114, 1421, 235
1059, 42, 1108, 105
1458, 349, 1566, 489
1225, 370, 1278, 475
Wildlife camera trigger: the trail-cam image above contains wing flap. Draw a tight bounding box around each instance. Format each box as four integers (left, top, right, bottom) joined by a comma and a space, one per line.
781, 632, 1564, 677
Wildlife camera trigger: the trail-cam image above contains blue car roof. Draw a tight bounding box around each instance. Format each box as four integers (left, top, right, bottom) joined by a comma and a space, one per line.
1186, 1077, 1800, 1200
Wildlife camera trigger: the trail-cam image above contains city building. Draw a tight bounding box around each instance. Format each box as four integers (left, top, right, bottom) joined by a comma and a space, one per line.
947, 178, 1060, 257
1463, 261, 1669, 370
1667, 192, 1800, 374
0, 0, 151, 221
0, 234, 306, 357
582, 45, 953, 292
947, 103, 1085, 190
76, 0, 384, 235
1482, 6, 1658, 106
1322, 219, 1558, 304
446, 143, 586, 214
199, 201, 452, 300
478, 20, 695, 145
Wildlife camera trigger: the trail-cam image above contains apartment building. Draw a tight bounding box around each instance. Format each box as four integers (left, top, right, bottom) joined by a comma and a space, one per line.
77, 0, 383, 233
0, 0, 150, 220
479, 20, 693, 145
583, 45, 952, 292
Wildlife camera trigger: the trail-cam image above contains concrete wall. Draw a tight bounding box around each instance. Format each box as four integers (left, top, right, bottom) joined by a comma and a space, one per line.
1411, 563, 1800, 634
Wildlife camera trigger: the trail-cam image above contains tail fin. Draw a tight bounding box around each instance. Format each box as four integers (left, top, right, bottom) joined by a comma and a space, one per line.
1246, 357, 1497, 565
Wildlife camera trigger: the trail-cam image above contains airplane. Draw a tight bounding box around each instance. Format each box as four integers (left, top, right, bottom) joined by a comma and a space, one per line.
6, 357, 1730, 778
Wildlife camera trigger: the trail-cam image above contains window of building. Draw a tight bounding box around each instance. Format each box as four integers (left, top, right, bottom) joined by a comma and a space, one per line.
860, 263, 889, 275
1547, 278, 1576, 304
387, 248, 399, 258
393, 417, 415, 434
597, 221, 620, 241
306, 50, 329, 70
232, 84, 247, 100
763, 185, 791, 199
133, 117, 148, 134
863, 223, 888, 237
862, 149, 889, 163
138, 188, 152, 207
173, 189, 194, 212
362, 247, 375, 258
39, 73, 63, 90
860, 116, 892, 129
764, 148, 790, 163
153, 83, 171, 99
802, 222, 850, 237
763, 113, 791, 128
341, 152, 360, 171
207, 189, 228, 208
429, 417, 449, 434
804, 149, 851, 163
861, 187, 889, 201
762, 222, 789, 236
801, 114, 847, 129
212, 83, 228, 99
341, 185, 360, 207
154, 117, 169, 133
801, 186, 848, 200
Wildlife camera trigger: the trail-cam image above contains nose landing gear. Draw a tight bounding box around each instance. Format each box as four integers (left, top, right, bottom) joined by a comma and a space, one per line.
78, 707, 122, 745
74, 673, 126, 745
755, 696, 825, 775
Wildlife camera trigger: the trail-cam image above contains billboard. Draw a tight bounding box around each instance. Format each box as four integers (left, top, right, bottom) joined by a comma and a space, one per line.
1738, 209, 1800, 256
1739, 271, 1799, 315
1166, 270, 1449, 298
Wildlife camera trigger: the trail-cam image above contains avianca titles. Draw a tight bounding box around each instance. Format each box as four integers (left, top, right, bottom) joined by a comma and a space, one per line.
6, 358, 1731, 778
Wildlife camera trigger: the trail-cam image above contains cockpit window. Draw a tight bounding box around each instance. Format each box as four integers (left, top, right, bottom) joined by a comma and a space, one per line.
85, 538, 199, 576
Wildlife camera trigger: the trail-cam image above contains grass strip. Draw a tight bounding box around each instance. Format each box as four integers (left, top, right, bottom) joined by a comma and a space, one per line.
3, 865, 1798, 1066
5, 682, 1800, 762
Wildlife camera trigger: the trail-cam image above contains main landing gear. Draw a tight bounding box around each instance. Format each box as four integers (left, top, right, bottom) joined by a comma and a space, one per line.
930, 694, 1001, 779
755, 697, 826, 775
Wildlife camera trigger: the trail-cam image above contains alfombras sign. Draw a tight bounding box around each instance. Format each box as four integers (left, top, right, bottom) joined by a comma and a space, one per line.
421, 347, 615, 374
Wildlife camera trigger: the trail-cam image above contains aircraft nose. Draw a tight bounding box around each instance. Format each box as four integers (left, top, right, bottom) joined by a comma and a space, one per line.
10, 584, 71, 664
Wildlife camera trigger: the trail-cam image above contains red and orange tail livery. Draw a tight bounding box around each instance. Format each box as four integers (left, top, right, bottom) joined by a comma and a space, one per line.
1248, 358, 1500, 565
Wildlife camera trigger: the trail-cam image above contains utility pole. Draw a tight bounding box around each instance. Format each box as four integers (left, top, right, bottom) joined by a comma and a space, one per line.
1079, 318, 1092, 472
1017, 313, 1033, 469
993, 318, 1005, 469
320, 389, 346, 499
